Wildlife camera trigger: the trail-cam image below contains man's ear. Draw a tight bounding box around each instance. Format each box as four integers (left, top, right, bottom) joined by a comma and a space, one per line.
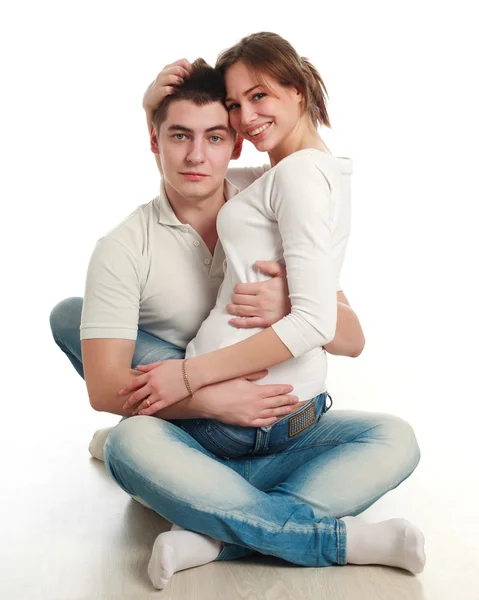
149, 125, 163, 174
231, 135, 244, 160
149, 124, 160, 155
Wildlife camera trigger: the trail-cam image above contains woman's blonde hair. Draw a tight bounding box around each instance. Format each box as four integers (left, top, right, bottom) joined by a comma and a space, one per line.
216, 32, 331, 128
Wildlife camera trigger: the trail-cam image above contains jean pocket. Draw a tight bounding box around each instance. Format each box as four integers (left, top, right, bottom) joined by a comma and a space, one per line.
203, 421, 256, 459
179, 420, 253, 460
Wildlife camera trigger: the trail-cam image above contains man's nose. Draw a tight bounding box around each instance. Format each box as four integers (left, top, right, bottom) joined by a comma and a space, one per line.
186, 140, 205, 164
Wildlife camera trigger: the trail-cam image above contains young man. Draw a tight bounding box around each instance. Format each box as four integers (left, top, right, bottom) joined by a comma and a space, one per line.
50, 60, 421, 589
50, 58, 364, 433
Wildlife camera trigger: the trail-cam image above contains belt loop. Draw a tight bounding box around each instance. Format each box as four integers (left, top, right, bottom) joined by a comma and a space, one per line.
326, 392, 333, 411
253, 427, 270, 453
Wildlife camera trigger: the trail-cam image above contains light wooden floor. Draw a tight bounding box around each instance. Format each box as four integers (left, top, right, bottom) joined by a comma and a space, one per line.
1, 393, 477, 600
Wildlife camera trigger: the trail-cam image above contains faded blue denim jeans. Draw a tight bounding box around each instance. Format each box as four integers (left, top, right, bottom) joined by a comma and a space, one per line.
50, 297, 421, 566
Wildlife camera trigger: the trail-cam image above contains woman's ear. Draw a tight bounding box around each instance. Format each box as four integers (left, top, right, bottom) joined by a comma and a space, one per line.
294, 86, 303, 104
231, 135, 244, 160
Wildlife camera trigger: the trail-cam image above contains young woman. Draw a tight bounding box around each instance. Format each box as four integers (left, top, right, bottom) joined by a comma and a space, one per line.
120, 36, 351, 460
112, 32, 425, 588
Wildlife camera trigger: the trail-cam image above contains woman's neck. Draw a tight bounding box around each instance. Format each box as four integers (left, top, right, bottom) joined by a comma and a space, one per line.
268, 121, 329, 167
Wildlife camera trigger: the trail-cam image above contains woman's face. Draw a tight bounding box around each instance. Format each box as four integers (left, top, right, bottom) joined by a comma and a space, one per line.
224, 61, 303, 153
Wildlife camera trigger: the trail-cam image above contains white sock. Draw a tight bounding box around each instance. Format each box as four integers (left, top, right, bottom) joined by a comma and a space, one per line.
148, 527, 223, 590
88, 427, 113, 461
342, 516, 426, 573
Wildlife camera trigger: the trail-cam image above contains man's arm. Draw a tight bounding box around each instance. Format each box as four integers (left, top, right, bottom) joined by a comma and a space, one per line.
323, 291, 365, 357
83, 338, 214, 418
227, 262, 365, 358
83, 339, 297, 427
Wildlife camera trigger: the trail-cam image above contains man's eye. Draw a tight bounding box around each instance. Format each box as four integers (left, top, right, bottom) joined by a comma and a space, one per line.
253, 93, 266, 101
210, 135, 222, 143
174, 134, 186, 140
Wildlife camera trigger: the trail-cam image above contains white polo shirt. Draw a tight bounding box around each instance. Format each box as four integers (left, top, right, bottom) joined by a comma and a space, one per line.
80, 168, 265, 348
80, 159, 352, 366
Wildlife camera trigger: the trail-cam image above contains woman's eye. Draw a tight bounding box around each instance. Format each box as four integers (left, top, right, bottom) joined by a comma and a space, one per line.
227, 103, 239, 111
253, 93, 266, 101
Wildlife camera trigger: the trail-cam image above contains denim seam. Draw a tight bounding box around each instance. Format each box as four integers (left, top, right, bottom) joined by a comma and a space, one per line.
202, 431, 337, 458
251, 427, 383, 457
247, 441, 341, 458
108, 452, 335, 535
337, 518, 347, 565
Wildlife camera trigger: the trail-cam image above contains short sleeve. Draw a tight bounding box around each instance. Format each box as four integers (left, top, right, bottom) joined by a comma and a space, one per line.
80, 236, 141, 340
269, 155, 338, 356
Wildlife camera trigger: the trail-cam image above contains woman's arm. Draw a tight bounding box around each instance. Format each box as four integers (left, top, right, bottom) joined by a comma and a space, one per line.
142, 59, 192, 132
227, 263, 365, 358
186, 158, 337, 392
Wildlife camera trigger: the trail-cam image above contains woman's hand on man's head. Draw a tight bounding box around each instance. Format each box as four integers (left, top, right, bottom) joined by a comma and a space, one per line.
143, 58, 193, 114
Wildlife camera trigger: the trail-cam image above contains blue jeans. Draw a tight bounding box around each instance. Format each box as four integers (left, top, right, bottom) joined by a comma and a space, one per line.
178, 393, 332, 459
50, 297, 421, 566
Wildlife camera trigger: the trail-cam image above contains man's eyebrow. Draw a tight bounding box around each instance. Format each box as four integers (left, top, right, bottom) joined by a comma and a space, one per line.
225, 85, 261, 104
205, 125, 230, 133
167, 124, 230, 133
167, 125, 194, 133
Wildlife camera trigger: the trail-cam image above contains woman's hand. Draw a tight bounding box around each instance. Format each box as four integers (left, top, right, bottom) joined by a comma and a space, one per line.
195, 372, 299, 427
119, 359, 190, 415
143, 59, 192, 121
227, 260, 291, 328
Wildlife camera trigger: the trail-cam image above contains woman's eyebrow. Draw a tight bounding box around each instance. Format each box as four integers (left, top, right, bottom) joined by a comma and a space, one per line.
225, 85, 262, 104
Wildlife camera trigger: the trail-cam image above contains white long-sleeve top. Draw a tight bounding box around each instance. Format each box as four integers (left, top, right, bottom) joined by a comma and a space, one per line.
186, 149, 353, 402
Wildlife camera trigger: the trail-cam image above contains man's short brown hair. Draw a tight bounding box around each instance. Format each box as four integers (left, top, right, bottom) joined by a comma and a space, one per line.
152, 58, 227, 131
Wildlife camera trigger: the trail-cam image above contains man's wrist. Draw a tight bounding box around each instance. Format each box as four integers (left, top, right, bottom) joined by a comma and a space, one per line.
191, 388, 216, 420
151, 391, 212, 420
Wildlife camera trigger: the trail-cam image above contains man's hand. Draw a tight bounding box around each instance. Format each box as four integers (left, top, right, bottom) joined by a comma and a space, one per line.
194, 370, 299, 427
227, 260, 290, 329
118, 359, 189, 415
143, 59, 192, 124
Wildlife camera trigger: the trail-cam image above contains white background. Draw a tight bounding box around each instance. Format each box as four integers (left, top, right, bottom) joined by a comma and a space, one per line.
0, 0, 478, 589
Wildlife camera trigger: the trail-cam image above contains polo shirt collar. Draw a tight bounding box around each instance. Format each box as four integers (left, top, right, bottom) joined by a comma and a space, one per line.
154, 178, 240, 226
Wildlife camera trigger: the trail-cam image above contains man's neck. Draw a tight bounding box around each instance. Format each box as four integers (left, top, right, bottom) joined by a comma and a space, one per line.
164, 181, 226, 252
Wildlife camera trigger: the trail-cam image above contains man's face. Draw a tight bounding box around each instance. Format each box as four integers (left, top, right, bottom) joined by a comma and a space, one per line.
158, 99, 236, 203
